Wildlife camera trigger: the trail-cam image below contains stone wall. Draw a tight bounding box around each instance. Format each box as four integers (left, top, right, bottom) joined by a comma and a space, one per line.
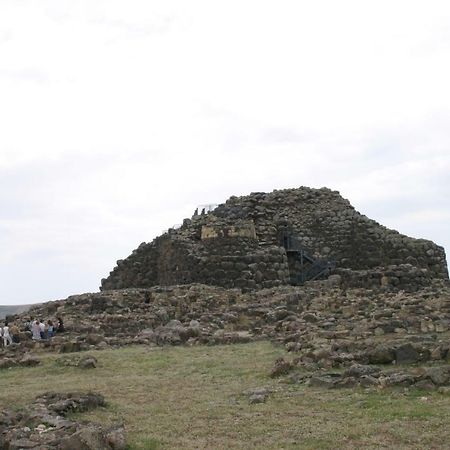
101, 219, 290, 291
101, 187, 448, 291
335, 264, 433, 292
212, 188, 448, 278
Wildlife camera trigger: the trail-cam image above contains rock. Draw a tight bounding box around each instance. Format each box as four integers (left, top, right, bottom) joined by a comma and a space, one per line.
243, 387, 272, 397
249, 394, 267, 404
154, 327, 182, 345
383, 373, 416, 386
47, 392, 106, 415
0, 392, 124, 450
60, 342, 82, 353
7, 438, 40, 449
270, 358, 293, 378
165, 319, 183, 329
414, 380, 436, 390
138, 328, 154, 339
0, 359, 18, 370
303, 313, 318, 323
309, 373, 341, 388
395, 344, 419, 364
59, 426, 111, 450
189, 320, 200, 328
326, 274, 342, 287
86, 334, 105, 345
78, 355, 98, 369
367, 345, 395, 364
105, 427, 127, 450
334, 376, 357, 388
359, 375, 379, 387
426, 366, 450, 386
19, 355, 41, 367
344, 364, 381, 378
431, 346, 445, 360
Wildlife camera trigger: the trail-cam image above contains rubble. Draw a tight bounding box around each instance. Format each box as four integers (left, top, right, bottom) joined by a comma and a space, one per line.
2, 280, 449, 363
0, 392, 126, 449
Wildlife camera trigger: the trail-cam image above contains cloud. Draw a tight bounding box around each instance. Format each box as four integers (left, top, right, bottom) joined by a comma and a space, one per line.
0, 0, 449, 304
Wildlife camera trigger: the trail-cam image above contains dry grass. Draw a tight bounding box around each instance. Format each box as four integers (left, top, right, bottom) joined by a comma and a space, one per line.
1, 342, 450, 449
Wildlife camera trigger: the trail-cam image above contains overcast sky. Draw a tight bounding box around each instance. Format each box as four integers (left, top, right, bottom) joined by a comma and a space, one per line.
1, 1, 449, 305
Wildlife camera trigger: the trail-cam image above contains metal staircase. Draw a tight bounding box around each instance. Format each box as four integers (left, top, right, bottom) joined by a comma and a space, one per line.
281, 233, 335, 285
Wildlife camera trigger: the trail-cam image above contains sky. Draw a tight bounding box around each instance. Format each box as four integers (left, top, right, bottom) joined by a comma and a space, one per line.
1, 0, 449, 305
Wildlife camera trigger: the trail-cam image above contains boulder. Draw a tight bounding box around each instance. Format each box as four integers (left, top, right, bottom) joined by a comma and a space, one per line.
344, 364, 381, 378
60, 342, 82, 353
395, 343, 420, 364
309, 373, 341, 389
86, 334, 105, 345
78, 355, 98, 369
0, 359, 18, 370
59, 426, 111, 450
426, 366, 450, 386
19, 355, 41, 367
367, 345, 395, 364
270, 358, 293, 378
249, 394, 267, 404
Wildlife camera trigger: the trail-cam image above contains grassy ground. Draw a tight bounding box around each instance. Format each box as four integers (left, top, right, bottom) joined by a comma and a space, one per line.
1, 342, 450, 449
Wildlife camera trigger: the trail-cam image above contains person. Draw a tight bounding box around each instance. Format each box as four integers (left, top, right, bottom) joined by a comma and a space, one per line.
39, 320, 46, 339
56, 317, 65, 333
25, 317, 33, 332
31, 319, 41, 340
9, 322, 20, 344
2, 322, 12, 346
47, 320, 54, 338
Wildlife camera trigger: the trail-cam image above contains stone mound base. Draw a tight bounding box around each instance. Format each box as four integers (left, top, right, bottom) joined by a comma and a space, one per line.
0, 392, 126, 450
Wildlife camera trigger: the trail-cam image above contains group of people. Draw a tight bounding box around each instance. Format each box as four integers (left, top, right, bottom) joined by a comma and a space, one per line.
27, 317, 64, 341
0, 316, 65, 347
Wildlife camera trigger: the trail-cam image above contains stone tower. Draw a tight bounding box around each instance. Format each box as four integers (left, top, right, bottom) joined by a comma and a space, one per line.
101, 187, 448, 292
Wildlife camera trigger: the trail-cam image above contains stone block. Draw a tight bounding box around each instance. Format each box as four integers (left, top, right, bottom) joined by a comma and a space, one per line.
395, 344, 420, 364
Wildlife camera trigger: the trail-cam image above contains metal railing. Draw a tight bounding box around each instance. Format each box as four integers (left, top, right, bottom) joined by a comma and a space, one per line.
280, 231, 335, 284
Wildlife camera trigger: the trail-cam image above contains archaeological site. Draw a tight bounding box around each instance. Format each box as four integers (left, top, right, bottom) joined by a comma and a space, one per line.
101, 186, 448, 292
1, 187, 450, 449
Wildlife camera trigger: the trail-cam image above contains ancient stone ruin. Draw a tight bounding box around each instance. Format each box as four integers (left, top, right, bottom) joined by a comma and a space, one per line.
0, 392, 126, 449
2, 187, 449, 449
101, 187, 448, 292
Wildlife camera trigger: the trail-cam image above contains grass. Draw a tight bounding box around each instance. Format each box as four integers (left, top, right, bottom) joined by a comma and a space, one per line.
1, 342, 450, 449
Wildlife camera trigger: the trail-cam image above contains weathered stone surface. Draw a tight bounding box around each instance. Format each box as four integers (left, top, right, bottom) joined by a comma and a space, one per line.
0, 392, 125, 449
59, 427, 110, 450
60, 341, 83, 353
86, 334, 105, 345
19, 354, 41, 367
367, 345, 395, 364
344, 364, 381, 378
0, 358, 17, 370
309, 374, 341, 388
249, 394, 267, 404
78, 355, 98, 369
3, 278, 448, 369
395, 344, 420, 364
270, 357, 293, 378
100, 187, 448, 292
426, 366, 450, 386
